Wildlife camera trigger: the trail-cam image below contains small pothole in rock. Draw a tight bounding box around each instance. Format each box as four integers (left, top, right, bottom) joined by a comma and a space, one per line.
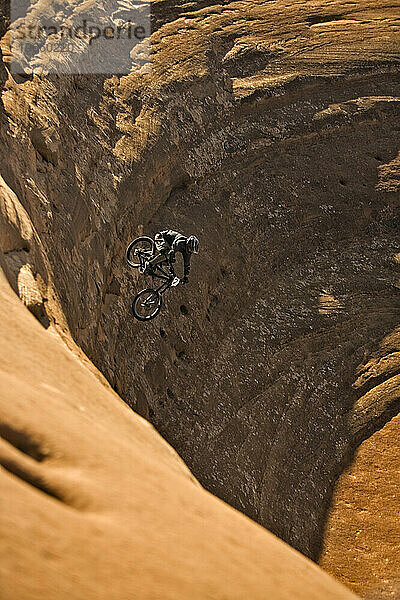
166, 388, 175, 400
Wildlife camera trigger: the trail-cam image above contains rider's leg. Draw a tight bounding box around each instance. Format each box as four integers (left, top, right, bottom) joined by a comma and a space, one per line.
143, 252, 171, 275
146, 253, 166, 269
151, 239, 175, 274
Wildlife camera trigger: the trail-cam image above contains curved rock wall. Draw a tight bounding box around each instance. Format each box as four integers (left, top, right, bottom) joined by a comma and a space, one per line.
0, 1, 399, 597
321, 411, 400, 599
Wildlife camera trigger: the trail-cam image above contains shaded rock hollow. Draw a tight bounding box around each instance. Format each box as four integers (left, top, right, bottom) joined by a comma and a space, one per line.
0, 0, 399, 597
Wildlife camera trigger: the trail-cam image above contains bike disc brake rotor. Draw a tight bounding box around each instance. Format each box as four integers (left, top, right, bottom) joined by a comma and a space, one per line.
128, 239, 153, 267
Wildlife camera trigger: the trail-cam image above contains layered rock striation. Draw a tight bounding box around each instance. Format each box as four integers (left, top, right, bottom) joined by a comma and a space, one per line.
0, 0, 399, 597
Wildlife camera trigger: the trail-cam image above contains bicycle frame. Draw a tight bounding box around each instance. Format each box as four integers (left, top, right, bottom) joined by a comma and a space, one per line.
136, 248, 174, 295
149, 263, 174, 295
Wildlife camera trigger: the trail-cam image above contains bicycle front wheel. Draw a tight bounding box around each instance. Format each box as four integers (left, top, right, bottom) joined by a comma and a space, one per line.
132, 289, 162, 321
126, 236, 155, 268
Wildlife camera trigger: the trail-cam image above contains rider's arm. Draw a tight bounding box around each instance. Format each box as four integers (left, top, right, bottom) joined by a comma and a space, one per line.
183, 251, 191, 278
165, 249, 176, 277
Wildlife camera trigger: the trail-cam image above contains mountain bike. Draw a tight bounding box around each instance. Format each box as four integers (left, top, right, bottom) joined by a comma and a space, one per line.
126, 236, 181, 321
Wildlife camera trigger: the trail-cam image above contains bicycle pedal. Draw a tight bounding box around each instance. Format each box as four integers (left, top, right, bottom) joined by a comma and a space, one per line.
171, 277, 180, 287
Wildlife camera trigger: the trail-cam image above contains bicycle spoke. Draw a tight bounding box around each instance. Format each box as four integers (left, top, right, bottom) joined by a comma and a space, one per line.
134, 290, 161, 320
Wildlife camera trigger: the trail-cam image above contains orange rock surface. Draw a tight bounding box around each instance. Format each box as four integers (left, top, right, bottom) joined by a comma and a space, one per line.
0, 269, 357, 600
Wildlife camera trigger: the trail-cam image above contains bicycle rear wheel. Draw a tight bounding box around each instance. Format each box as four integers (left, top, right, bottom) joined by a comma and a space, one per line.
126, 236, 155, 268
132, 289, 162, 321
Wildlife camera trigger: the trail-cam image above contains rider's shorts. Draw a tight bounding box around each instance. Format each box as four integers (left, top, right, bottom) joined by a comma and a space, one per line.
154, 234, 170, 254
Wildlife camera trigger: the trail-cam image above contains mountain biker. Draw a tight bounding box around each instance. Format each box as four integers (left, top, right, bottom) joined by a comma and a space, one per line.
144, 230, 199, 284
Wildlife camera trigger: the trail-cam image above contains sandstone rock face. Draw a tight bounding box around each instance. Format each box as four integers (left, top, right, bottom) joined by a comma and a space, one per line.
0, 268, 359, 600
0, 0, 399, 598
321, 411, 400, 599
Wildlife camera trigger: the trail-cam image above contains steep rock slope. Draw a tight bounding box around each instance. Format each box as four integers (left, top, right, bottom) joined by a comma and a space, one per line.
0, 0, 399, 597
321, 411, 400, 599
0, 269, 358, 600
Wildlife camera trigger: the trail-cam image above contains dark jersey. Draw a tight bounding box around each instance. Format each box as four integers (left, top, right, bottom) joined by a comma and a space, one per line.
154, 230, 192, 277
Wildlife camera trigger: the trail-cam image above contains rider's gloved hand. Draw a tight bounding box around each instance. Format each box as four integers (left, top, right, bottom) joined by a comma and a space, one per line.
181, 276, 189, 285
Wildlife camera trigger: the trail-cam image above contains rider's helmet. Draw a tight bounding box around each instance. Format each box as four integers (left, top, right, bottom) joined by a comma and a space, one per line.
186, 235, 199, 254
